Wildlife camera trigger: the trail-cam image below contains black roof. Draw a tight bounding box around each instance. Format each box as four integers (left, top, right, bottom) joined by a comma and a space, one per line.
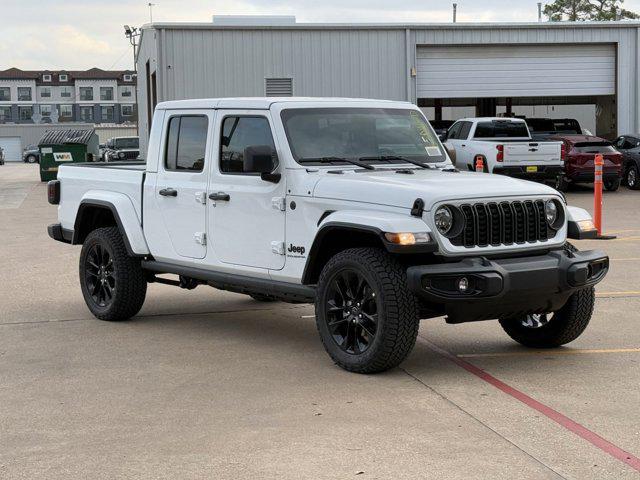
38, 129, 96, 146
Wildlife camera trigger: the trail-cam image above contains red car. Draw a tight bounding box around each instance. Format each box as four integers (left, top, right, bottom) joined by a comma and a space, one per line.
550, 135, 623, 191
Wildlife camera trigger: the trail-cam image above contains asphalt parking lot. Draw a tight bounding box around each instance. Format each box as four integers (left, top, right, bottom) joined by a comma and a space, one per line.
1, 162, 639, 479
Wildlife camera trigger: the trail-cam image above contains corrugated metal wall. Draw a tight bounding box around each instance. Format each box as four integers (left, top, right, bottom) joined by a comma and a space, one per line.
416, 44, 616, 98
137, 23, 640, 155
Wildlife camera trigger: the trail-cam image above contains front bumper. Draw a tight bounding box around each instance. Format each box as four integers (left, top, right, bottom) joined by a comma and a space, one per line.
407, 248, 608, 323
493, 165, 562, 180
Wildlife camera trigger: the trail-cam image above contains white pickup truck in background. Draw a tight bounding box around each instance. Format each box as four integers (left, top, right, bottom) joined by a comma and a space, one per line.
443, 117, 563, 181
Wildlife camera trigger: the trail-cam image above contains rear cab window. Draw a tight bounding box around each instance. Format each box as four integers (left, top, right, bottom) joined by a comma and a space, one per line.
473, 121, 530, 138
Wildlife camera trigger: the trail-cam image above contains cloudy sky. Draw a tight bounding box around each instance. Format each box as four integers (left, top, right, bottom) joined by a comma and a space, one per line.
2, 0, 640, 71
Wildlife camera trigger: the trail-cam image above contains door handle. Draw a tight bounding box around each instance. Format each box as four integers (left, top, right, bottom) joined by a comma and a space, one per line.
209, 192, 230, 201
159, 188, 177, 197
461, 144, 466, 147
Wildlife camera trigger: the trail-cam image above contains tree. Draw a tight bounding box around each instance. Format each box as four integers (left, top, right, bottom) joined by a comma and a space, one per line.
543, 0, 639, 21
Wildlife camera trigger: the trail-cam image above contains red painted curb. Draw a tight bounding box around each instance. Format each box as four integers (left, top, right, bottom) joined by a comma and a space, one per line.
422, 339, 640, 473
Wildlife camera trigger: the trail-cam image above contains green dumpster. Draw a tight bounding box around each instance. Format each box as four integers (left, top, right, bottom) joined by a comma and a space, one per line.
38, 129, 99, 182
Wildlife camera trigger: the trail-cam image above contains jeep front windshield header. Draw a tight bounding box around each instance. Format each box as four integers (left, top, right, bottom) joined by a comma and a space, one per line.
280, 108, 447, 166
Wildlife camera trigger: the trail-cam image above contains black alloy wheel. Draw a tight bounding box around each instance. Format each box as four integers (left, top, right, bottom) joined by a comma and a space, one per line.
324, 269, 378, 355
84, 242, 116, 308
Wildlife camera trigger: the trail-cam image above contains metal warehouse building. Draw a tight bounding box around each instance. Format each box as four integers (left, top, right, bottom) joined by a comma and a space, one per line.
136, 19, 640, 155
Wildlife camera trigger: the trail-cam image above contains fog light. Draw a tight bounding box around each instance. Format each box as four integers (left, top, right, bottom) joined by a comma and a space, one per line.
458, 277, 469, 293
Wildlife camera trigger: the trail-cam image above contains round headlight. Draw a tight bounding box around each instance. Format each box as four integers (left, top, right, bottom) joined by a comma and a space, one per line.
435, 206, 454, 235
118, 151, 125, 158
545, 200, 558, 226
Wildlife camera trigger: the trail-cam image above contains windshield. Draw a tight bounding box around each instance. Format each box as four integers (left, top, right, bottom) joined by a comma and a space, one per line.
114, 138, 139, 149
474, 121, 530, 138
281, 108, 447, 165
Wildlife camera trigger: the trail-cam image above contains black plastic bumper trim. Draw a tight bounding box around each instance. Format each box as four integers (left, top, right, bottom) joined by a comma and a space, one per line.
47, 223, 73, 243
493, 165, 563, 180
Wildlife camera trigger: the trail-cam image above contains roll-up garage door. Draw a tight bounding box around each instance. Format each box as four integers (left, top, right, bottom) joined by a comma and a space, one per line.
416, 44, 616, 98
0, 137, 22, 162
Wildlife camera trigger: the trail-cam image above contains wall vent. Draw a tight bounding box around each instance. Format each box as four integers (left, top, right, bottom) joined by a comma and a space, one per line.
265, 78, 293, 97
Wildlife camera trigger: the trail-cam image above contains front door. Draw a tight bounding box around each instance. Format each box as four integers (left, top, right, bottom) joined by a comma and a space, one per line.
208, 111, 286, 270
154, 110, 212, 259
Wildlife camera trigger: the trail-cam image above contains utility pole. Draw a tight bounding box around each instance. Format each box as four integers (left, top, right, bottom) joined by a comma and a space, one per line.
124, 25, 141, 135
453, 3, 457, 23
148, 3, 156, 23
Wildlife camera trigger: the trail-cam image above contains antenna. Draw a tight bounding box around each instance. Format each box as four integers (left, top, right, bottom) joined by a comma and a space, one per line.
148, 3, 156, 23
537, 2, 542, 22
453, 3, 457, 23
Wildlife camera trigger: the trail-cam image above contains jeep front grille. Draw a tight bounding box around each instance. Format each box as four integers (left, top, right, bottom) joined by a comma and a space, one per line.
449, 200, 556, 248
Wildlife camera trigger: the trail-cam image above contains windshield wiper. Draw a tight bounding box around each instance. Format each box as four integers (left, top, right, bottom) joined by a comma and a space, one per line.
358, 155, 435, 169
298, 156, 376, 170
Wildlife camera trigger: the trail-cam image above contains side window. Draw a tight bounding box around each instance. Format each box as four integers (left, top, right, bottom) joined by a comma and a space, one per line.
164, 115, 208, 172
220, 116, 275, 174
459, 121, 472, 140
447, 122, 462, 140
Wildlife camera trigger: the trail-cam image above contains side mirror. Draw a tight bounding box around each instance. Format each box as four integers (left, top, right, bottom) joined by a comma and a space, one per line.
243, 145, 280, 183
439, 133, 447, 142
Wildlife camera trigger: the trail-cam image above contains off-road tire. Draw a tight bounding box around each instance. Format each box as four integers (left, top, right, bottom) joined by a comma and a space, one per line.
604, 178, 620, 191
315, 248, 420, 373
626, 165, 640, 190
79, 227, 147, 321
499, 243, 594, 348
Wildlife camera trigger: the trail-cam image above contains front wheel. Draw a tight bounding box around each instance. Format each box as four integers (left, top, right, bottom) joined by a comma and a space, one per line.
315, 248, 420, 374
499, 287, 595, 348
626, 165, 640, 190
26, 155, 37, 164
79, 227, 147, 321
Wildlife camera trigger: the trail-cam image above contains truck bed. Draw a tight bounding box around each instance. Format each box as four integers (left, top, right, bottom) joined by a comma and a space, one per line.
57, 162, 146, 232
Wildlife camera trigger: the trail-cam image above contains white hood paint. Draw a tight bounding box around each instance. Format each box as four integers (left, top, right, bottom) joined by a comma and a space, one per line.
312, 169, 560, 210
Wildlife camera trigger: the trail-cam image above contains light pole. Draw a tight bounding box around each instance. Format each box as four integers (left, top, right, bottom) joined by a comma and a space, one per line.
148, 3, 156, 23
124, 25, 141, 134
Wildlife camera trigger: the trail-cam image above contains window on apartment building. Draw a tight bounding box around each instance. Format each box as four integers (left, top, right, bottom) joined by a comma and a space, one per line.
80, 106, 93, 121
124, 74, 133, 82
0, 87, 10, 101
100, 87, 114, 101
60, 105, 73, 118
40, 87, 51, 98
17, 87, 31, 101
19, 106, 33, 121
60, 86, 72, 98
121, 86, 132, 98
101, 105, 114, 122
40, 105, 52, 117
121, 104, 134, 117
42, 74, 52, 82
79, 87, 93, 101
59, 74, 68, 82
0, 106, 11, 122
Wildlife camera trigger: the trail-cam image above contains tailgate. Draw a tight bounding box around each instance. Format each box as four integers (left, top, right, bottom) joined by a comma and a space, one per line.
503, 142, 562, 166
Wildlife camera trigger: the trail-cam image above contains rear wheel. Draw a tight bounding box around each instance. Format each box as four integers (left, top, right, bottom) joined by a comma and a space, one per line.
604, 178, 620, 191
626, 165, 640, 190
79, 227, 147, 321
554, 175, 570, 192
315, 248, 419, 374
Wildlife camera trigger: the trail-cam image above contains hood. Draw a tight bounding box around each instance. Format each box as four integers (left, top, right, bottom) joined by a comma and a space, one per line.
312, 168, 560, 210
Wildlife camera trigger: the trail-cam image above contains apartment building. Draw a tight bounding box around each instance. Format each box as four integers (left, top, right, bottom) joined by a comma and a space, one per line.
0, 68, 137, 125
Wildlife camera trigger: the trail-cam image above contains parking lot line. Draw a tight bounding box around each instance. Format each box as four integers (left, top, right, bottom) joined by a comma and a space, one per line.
457, 347, 640, 358
596, 291, 640, 298
419, 336, 640, 473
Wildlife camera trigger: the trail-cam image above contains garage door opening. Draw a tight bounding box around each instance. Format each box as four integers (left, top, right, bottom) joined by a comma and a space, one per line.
417, 44, 617, 139
0, 137, 23, 162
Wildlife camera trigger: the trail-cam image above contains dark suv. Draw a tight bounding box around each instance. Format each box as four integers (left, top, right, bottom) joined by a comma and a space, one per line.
614, 135, 640, 190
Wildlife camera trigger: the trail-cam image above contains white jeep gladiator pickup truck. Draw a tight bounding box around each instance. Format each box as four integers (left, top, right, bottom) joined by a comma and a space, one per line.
444, 117, 564, 180
48, 98, 609, 374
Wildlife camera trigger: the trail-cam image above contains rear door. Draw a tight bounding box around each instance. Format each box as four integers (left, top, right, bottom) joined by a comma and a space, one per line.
154, 110, 213, 259
208, 110, 286, 270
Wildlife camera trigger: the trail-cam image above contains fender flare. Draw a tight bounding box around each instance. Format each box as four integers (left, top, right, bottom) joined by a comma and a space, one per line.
73, 192, 150, 256
301, 210, 436, 285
